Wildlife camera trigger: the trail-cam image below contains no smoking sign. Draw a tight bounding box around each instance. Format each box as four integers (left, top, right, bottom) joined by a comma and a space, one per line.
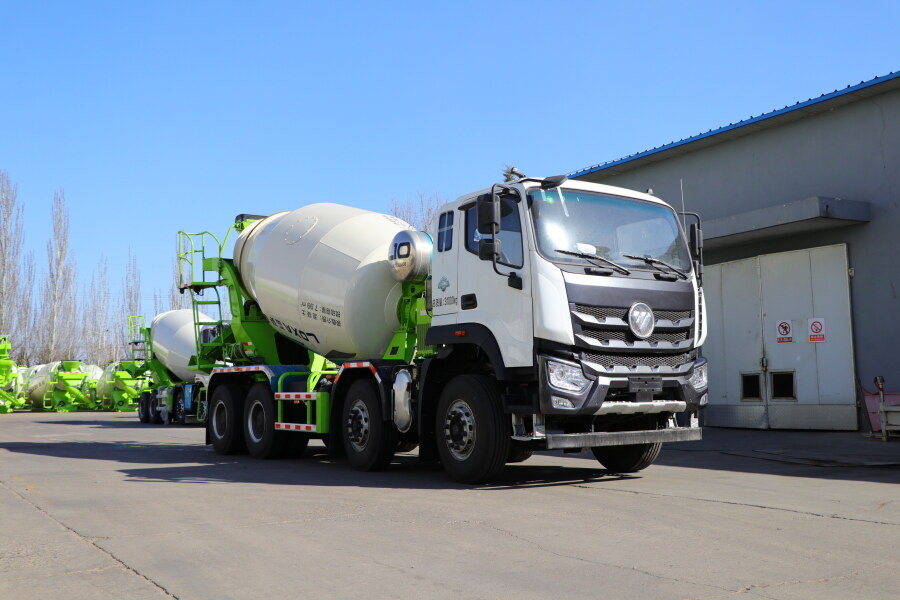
808, 318, 826, 343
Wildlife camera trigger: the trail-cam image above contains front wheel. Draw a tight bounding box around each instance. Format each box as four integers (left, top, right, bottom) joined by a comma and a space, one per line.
209, 384, 246, 455
435, 375, 510, 484
342, 379, 395, 471
591, 443, 662, 473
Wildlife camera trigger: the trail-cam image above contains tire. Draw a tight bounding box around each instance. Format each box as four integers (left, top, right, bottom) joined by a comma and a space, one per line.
341, 379, 396, 471
243, 383, 288, 459
209, 384, 246, 455
435, 374, 510, 484
506, 445, 534, 464
173, 389, 187, 425
591, 443, 662, 473
138, 392, 151, 423
149, 394, 163, 424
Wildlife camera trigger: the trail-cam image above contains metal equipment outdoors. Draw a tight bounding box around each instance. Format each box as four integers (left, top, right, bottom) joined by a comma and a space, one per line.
163, 218, 338, 443
177, 176, 709, 484
0, 334, 26, 413
78, 364, 104, 410
97, 360, 146, 412
26, 361, 90, 412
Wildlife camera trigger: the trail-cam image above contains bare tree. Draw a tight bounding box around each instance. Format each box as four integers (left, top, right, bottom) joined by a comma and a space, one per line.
0, 171, 24, 340
16, 252, 35, 365
80, 255, 120, 366
389, 191, 445, 235
117, 249, 142, 355
34, 191, 78, 363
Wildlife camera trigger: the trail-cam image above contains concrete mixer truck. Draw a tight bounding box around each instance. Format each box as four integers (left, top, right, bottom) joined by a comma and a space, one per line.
0, 334, 25, 413
185, 175, 708, 483
26, 361, 90, 412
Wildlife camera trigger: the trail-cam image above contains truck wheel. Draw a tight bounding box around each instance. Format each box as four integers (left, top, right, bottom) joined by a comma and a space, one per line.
506, 445, 534, 464
174, 389, 187, 425
149, 395, 163, 424
591, 443, 662, 473
243, 383, 288, 459
138, 392, 151, 423
436, 375, 510, 484
209, 384, 246, 455
342, 379, 395, 471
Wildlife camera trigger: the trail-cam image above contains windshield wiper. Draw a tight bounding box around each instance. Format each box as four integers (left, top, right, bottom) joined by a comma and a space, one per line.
622, 254, 688, 279
555, 249, 631, 275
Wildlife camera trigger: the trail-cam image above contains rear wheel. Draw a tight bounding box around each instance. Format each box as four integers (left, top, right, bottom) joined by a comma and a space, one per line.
149, 394, 163, 424
173, 389, 187, 425
436, 375, 510, 484
209, 384, 246, 455
138, 392, 151, 423
591, 443, 662, 473
243, 383, 288, 459
342, 379, 395, 471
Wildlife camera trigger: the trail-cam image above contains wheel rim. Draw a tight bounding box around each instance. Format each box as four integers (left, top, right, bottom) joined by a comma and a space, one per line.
444, 399, 476, 461
212, 400, 227, 439
346, 399, 370, 453
175, 397, 185, 422
247, 400, 265, 443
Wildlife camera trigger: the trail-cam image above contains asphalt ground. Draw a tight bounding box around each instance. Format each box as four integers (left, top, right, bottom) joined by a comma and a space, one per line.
1, 412, 898, 599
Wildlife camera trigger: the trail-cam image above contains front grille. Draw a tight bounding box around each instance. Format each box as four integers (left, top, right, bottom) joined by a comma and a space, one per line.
574, 305, 693, 323
581, 329, 689, 344
584, 351, 695, 369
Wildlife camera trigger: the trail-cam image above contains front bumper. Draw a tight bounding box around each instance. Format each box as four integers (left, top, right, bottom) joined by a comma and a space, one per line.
538, 354, 708, 416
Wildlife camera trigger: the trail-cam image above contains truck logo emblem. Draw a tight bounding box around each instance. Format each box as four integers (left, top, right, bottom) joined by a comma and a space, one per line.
628, 303, 655, 339
438, 277, 450, 292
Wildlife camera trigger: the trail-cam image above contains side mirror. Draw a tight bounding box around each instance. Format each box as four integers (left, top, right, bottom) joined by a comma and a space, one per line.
477, 193, 500, 235
478, 237, 501, 261
689, 223, 703, 259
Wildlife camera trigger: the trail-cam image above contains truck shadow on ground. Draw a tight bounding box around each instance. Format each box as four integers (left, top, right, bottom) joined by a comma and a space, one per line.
0, 439, 632, 490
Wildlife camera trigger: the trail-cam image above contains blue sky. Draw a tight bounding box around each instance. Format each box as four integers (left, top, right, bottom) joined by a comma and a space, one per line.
2, 0, 899, 316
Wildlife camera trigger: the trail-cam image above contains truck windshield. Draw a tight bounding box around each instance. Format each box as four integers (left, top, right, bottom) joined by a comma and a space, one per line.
528, 188, 692, 273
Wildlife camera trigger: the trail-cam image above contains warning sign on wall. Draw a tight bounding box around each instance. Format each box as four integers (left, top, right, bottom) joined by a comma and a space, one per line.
776, 320, 793, 343
808, 318, 826, 343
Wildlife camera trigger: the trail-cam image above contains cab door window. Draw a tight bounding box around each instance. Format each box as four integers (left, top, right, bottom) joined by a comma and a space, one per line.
465, 196, 523, 268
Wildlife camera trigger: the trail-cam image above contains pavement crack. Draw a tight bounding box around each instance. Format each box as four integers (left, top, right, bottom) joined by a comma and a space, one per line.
470, 519, 735, 595
572, 484, 900, 526
0, 479, 178, 598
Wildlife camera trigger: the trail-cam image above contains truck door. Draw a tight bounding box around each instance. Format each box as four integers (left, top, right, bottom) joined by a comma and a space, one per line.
456, 197, 534, 368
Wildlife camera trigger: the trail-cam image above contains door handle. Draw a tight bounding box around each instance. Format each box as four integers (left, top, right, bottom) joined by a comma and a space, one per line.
461, 294, 477, 310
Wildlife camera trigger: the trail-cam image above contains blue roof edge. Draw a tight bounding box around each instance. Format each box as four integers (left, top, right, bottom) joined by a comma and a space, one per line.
570, 71, 900, 179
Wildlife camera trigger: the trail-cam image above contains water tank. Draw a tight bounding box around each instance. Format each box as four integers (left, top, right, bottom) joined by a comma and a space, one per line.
151, 309, 213, 381
233, 203, 413, 360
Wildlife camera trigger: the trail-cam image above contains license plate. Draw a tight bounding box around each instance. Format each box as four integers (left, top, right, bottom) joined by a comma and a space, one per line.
628, 377, 663, 393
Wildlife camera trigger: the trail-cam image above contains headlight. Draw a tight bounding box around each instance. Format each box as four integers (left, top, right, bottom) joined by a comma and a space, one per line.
689, 359, 708, 391
547, 360, 590, 393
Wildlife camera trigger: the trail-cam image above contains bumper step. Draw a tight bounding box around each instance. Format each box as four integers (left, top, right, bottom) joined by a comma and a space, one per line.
544, 427, 702, 450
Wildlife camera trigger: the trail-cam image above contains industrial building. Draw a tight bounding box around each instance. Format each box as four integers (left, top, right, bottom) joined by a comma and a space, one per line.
571, 72, 900, 430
